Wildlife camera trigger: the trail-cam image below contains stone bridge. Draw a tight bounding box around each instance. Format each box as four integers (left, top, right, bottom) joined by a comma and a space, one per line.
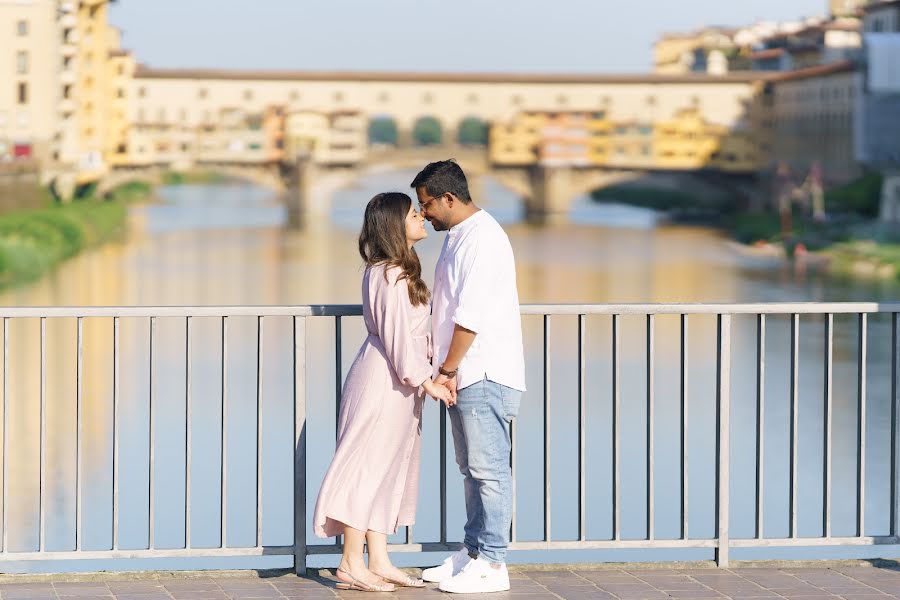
96, 162, 285, 197
290, 147, 761, 226
98, 149, 762, 227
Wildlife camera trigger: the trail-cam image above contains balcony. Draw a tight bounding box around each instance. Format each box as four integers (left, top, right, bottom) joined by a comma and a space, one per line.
60, 43, 77, 58
60, 70, 76, 85
59, 13, 77, 28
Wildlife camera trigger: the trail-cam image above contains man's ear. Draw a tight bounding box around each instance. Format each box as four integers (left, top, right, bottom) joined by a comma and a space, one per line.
445, 192, 458, 206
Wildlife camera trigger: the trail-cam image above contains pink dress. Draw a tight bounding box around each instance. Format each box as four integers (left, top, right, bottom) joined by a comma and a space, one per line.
313, 263, 433, 537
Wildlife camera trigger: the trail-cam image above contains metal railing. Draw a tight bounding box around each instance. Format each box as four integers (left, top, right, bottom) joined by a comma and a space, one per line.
0, 303, 896, 572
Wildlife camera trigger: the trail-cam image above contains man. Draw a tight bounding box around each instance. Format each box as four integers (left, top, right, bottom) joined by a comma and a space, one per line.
412, 160, 526, 594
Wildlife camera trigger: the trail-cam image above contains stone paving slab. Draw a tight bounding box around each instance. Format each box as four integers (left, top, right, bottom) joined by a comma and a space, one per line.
0, 565, 899, 600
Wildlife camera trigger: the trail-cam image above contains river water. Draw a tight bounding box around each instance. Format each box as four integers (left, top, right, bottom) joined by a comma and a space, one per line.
0, 170, 898, 572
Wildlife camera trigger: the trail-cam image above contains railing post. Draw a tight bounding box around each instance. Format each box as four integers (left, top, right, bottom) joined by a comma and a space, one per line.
715, 314, 731, 567
293, 316, 308, 576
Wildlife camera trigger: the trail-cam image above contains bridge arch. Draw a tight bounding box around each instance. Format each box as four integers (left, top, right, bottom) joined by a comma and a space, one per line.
456, 116, 489, 146
411, 116, 443, 146
367, 115, 399, 146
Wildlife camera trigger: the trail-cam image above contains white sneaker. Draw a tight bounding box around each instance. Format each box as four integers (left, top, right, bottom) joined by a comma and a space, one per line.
438, 557, 510, 594
421, 547, 472, 583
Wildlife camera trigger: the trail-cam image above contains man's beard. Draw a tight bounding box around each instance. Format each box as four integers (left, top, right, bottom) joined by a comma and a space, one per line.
429, 219, 448, 231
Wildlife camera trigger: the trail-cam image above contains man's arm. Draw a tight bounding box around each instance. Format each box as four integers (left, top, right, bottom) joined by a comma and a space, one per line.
434, 324, 477, 403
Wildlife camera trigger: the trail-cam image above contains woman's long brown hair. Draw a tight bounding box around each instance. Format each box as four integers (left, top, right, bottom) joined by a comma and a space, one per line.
358, 192, 430, 306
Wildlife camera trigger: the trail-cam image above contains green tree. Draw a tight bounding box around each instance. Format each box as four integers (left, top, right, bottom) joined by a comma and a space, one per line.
412, 116, 442, 146
457, 117, 488, 146
368, 117, 398, 145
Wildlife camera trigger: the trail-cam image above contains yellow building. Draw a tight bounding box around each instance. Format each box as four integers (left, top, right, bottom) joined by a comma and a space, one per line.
654, 109, 721, 169
106, 48, 135, 167
655, 108, 762, 172
489, 112, 543, 166
70, 0, 117, 181
490, 104, 765, 173
490, 111, 613, 167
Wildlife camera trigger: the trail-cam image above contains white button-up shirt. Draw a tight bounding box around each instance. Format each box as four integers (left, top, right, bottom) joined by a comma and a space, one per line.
432, 209, 526, 392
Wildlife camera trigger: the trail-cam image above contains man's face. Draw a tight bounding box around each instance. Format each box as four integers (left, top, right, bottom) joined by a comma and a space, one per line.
415, 186, 450, 231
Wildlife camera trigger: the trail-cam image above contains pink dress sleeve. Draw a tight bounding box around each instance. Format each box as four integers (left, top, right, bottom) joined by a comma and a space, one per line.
370, 265, 433, 388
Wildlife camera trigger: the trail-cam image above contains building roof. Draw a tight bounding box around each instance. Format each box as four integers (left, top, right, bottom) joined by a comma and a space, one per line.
134, 66, 773, 85
771, 59, 857, 82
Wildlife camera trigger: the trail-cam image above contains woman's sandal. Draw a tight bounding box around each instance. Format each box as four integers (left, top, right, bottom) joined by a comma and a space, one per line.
372, 570, 426, 588
335, 567, 396, 592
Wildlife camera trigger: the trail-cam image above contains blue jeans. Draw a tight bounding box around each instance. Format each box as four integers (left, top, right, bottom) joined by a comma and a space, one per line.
447, 377, 521, 564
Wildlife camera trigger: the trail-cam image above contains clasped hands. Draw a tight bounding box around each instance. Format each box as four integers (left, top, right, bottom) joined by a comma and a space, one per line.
423, 374, 457, 407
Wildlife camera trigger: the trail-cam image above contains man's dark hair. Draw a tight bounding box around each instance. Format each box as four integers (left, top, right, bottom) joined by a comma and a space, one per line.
410, 159, 472, 203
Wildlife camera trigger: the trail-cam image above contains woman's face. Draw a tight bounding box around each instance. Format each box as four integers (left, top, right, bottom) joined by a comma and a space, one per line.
405, 203, 427, 246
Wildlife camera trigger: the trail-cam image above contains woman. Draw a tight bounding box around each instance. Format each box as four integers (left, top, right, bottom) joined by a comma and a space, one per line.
313, 192, 452, 592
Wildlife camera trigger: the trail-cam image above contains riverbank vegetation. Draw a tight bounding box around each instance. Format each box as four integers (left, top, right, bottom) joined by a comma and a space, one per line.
0, 181, 153, 290
593, 173, 899, 280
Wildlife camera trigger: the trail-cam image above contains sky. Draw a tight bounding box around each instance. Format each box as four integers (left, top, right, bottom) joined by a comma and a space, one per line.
108, 0, 829, 74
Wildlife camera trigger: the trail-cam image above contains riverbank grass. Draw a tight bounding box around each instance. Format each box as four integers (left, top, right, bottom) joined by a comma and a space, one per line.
0, 181, 152, 289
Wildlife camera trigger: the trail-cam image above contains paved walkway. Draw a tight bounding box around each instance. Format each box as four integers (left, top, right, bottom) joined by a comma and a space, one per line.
1, 565, 900, 600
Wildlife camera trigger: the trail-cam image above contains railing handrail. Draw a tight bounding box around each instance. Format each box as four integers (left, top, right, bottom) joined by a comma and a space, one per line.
0, 301, 899, 318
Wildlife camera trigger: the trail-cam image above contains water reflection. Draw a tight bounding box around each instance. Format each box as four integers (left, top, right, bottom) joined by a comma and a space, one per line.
0, 171, 897, 572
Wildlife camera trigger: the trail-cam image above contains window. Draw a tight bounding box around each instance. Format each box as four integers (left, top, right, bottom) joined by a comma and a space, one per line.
137, 109, 146, 122
16, 52, 28, 75
179, 108, 187, 122
17, 82, 28, 105
17, 112, 29, 127
244, 89, 253, 101
117, 88, 125, 99
556, 95, 568, 105
17, 20, 28, 36
468, 93, 478, 104
198, 88, 208, 99
646, 95, 657, 106
63, 85, 72, 99
422, 93, 433, 104
334, 91, 344, 102
158, 108, 166, 122
511, 94, 523, 105
378, 91, 390, 103
138, 87, 146, 98
290, 90, 300, 101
